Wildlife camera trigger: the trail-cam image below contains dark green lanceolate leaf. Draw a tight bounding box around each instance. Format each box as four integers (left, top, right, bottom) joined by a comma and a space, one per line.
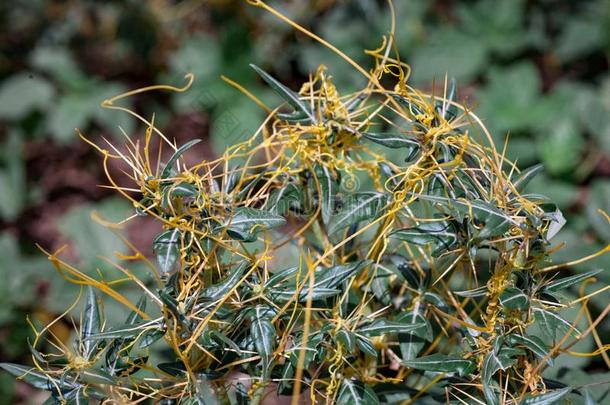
137, 328, 166, 349
416, 195, 516, 240
287, 329, 326, 370
200, 261, 250, 301
389, 95, 428, 131
64, 386, 88, 405
361, 132, 420, 155
235, 170, 267, 201
533, 308, 579, 341
161, 139, 202, 179
402, 354, 475, 377
507, 334, 552, 366
395, 309, 431, 362
81, 286, 101, 360
328, 192, 388, 235
79, 367, 116, 385
356, 336, 378, 358
276, 110, 312, 123
543, 269, 603, 293
268, 261, 368, 302
482, 350, 518, 405
422, 292, 450, 312
512, 164, 544, 193
105, 298, 151, 376
519, 388, 572, 404
268, 286, 341, 303
249, 305, 276, 373
358, 317, 427, 337
250, 64, 316, 123
386, 255, 422, 289
125, 296, 147, 325
316, 261, 370, 289
335, 330, 356, 352
153, 228, 182, 274
314, 165, 336, 225
455, 285, 488, 298
264, 266, 299, 289
201, 330, 241, 355
160, 182, 198, 209
337, 379, 380, 405
390, 220, 458, 254
88, 318, 163, 340
499, 287, 529, 310
0, 363, 71, 391
267, 182, 303, 215
225, 207, 286, 242
158, 361, 187, 376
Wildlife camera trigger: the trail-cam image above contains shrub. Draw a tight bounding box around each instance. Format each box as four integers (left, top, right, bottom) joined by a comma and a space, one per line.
2, 1, 609, 404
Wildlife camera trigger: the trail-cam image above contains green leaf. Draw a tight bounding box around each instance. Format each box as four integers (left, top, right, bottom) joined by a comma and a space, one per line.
533, 308, 579, 341
416, 195, 517, 234
390, 220, 458, 254
543, 269, 603, 293
361, 132, 420, 152
395, 309, 431, 362
0, 73, 54, 120
587, 180, 610, 242
411, 28, 489, 84
161, 139, 202, 179
402, 354, 475, 377
512, 164, 544, 193
250, 64, 315, 123
358, 318, 426, 337
266, 182, 303, 215
161, 182, 198, 209
87, 318, 163, 340
126, 296, 147, 325
0, 133, 26, 221
65, 386, 89, 405
316, 261, 370, 289
81, 286, 101, 360
158, 361, 187, 376
264, 266, 299, 289
335, 330, 356, 352
455, 285, 488, 298
539, 119, 584, 175
519, 388, 571, 404
0, 363, 76, 391
225, 207, 286, 242
200, 261, 250, 301
499, 287, 529, 310
482, 350, 517, 404
47, 92, 96, 143
153, 228, 182, 273
356, 336, 378, 358
507, 334, 552, 366
249, 305, 276, 373
137, 328, 166, 349
337, 379, 380, 405
268, 286, 341, 303
476, 62, 542, 135
314, 165, 336, 225
329, 193, 388, 235
79, 367, 116, 385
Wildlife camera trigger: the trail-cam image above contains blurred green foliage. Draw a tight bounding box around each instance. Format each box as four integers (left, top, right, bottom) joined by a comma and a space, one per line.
0, 0, 609, 403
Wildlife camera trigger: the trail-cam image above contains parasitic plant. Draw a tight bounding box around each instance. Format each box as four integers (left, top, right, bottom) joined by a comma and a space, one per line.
2, 1, 610, 404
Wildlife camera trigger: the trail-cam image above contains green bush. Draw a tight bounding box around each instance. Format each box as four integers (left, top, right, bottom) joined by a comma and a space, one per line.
1, 1, 609, 404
